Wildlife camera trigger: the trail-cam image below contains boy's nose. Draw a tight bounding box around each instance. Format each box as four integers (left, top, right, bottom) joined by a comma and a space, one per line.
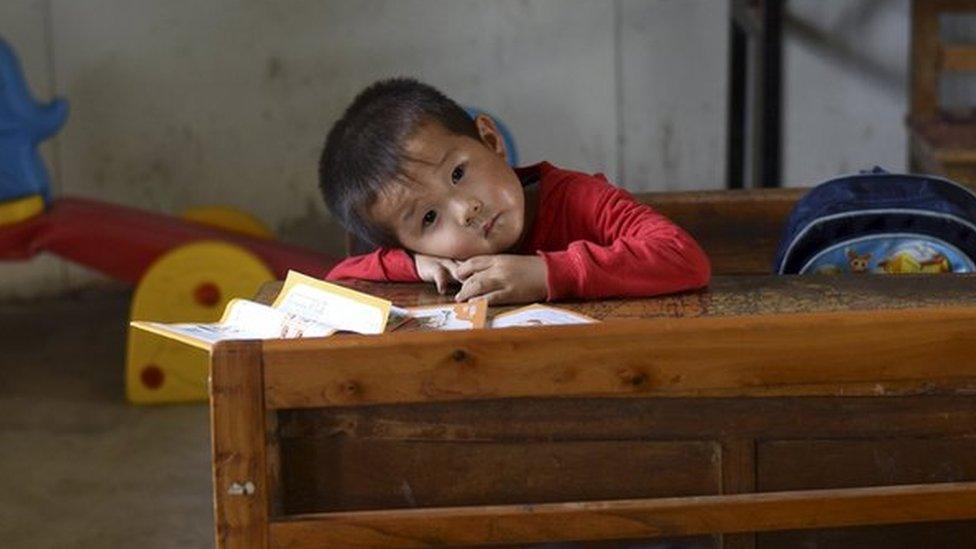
455, 197, 482, 226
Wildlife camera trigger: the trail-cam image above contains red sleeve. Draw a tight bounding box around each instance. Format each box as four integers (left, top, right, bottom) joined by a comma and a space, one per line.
536, 177, 710, 300
325, 248, 422, 282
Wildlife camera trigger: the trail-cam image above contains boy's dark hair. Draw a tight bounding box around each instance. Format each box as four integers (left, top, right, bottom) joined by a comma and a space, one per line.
319, 77, 480, 248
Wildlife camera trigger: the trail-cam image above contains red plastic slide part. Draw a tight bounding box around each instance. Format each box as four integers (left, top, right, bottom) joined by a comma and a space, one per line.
0, 197, 338, 284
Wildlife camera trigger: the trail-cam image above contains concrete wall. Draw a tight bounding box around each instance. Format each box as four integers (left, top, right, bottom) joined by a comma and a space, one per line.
0, 1, 929, 297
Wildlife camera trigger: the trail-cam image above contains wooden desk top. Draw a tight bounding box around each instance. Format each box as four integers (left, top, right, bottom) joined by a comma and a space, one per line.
258, 274, 976, 321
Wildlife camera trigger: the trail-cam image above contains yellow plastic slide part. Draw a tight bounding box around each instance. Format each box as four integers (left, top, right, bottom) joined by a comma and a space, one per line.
181, 205, 274, 239
125, 241, 274, 404
0, 194, 44, 226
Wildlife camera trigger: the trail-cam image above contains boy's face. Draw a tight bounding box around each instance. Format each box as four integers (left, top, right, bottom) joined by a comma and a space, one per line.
368, 115, 525, 259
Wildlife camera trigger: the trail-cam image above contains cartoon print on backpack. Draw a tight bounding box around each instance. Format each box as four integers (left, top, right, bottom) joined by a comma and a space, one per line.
845, 247, 872, 273
877, 243, 952, 274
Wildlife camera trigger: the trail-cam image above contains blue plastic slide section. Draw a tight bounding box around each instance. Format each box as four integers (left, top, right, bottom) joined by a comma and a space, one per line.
0, 37, 69, 203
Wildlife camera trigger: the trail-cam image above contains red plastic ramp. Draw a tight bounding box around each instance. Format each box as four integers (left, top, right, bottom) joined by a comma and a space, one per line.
0, 197, 338, 284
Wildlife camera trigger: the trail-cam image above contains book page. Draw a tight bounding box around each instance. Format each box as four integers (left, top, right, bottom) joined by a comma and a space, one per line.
491, 304, 598, 328
133, 321, 267, 351
396, 300, 489, 331
130, 300, 278, 350
131, 299, 338, 350
273, 271, 391, 335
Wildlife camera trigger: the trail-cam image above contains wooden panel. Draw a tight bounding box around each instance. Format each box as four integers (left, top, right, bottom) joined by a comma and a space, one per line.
262, 307, 976, 409
758, 438, 976, 492
210, 341, 270, 549
721, 439, 758, 549
273, 396, 976, 518
636, 188, 803, 275
278, 439, 719, 513
757, 438, 976, 546
268, 396, 976, 545
267, 482, 976, 548
759, 520, 976, 548
277, 396, 976, 448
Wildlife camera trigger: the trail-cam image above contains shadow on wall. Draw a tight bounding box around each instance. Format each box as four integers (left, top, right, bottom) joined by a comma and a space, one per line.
275, 197, 347, 258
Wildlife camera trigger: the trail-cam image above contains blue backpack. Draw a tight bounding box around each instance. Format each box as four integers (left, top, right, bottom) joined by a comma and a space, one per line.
774, 168, 976, 275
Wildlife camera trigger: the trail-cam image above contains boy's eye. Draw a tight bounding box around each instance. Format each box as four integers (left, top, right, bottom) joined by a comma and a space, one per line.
422, 210, 437, 227
451, 165, 465, 184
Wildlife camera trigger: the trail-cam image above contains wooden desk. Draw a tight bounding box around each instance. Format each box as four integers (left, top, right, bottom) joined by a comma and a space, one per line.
220, 275, 976, 548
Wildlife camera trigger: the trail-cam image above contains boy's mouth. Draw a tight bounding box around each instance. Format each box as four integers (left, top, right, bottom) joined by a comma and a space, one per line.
482, 213, 500, 237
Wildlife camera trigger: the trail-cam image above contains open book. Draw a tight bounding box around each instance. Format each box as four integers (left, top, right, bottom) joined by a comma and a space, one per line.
131, 270, 597, 350
131, 271, 408, 350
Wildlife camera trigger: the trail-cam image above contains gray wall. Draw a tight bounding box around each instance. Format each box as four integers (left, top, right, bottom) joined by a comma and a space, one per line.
1, 1, 916, 297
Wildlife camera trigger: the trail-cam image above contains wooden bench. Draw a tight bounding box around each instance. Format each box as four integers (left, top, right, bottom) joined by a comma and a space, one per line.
210, 273, 976, 548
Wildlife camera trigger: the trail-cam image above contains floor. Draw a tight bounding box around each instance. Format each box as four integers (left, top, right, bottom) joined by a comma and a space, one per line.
0, 290, 213, 548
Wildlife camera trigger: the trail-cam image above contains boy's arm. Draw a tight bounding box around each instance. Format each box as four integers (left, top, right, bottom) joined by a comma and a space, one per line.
538, 179, 711, 300
325, 248, 422, 282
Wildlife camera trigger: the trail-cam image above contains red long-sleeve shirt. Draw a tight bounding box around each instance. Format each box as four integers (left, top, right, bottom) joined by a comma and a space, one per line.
326, 162, 711, 300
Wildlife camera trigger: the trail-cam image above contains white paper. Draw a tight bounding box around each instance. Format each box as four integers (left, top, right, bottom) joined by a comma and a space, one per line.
491, 305, 596, 328
276, 282, 386, 335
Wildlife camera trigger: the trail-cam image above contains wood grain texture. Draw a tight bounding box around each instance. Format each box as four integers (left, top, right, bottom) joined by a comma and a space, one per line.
758, 438, 976, 492
277, 395, 976, 443
720, 439, 757, 549
279, 438, 720, 513
257, 274, 976, 322
272, 396, 976, 516
210, 341, 270, 549
760, 520, 976, 548
261, 306, 976, 409
267, 482, 976, 548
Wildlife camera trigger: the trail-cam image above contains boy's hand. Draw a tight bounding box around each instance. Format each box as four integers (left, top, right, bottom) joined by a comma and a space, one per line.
414, 254, 462, 294
454, 255, 548, 305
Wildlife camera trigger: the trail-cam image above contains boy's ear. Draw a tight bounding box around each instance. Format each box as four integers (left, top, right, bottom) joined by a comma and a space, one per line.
474, 114, 508, 162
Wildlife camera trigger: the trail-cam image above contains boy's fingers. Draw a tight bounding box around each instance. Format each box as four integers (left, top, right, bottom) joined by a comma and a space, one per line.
433, 268, 450, 294
458, 256, 495, 278
442, 260, 462, 281
454, 278, 478, 302
455, 274, 495, 302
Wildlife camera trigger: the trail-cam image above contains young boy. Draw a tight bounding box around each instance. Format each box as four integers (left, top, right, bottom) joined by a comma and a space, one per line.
319, 78, 710, 305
